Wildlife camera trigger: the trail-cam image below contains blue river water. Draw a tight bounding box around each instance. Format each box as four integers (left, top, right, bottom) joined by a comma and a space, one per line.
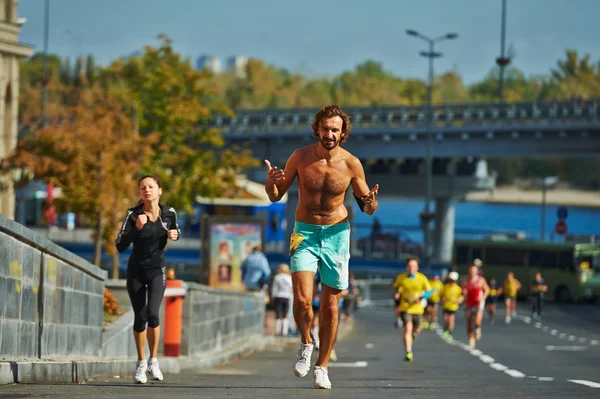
351, 198, 600, 243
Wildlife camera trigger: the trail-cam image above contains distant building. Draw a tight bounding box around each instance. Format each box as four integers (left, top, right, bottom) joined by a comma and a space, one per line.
226, 56, 248, 78
0, 0, 34, 220
196, 55, 221, 74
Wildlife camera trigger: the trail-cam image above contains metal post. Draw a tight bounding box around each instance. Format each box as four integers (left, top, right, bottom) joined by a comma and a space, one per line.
424, 40, 434, 270
541, 184, 546, 241
40, 0, 50, 125
498, 0, 507, 103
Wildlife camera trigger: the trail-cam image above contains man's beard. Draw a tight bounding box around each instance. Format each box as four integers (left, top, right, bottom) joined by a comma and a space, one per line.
319, 137, 338, 150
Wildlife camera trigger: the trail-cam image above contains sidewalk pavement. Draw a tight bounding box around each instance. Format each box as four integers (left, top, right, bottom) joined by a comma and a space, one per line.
0, 312, 354, 386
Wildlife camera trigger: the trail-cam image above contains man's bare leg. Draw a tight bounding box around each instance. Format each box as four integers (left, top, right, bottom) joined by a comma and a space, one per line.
315, 285, 342, 368
292, 271, 316, 345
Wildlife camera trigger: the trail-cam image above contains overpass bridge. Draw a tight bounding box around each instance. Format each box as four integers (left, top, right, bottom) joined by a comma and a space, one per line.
218, 99, 600, 264
219, 99, 600, 160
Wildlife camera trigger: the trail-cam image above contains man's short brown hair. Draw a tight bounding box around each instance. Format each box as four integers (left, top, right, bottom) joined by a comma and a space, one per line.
311, 105, 352, 144
406, 256, 420, 265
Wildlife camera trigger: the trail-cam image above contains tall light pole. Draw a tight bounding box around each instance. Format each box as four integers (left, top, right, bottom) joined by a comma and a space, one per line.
41, 0, 50, 125
496, 0, 511, 102
539, 176, 559, 241
406, 29, 458, 271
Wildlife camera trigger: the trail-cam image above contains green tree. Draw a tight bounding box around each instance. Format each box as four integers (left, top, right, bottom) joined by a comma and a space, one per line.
108, 34, 259, 212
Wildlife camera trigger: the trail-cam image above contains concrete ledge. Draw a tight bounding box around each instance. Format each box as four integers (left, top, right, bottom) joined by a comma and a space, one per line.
0, 215, 107, 280
178, 334, 276, 370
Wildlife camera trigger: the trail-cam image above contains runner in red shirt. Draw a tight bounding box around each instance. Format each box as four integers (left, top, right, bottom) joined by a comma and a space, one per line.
462, 264, 490, 348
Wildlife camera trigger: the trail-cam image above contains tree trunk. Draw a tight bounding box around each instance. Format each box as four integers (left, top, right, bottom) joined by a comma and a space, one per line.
92, 152, 105, 266
111, 252, 120, 280
93, 209, 103, 266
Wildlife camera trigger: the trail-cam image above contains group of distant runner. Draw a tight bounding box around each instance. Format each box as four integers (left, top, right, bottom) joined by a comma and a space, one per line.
392, 257, 548, 360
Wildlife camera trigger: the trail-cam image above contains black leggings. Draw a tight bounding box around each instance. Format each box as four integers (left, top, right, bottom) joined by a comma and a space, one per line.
127, 268, 166, 333
273, 298, 290, 319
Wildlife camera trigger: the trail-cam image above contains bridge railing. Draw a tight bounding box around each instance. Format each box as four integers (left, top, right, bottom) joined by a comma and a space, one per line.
214, 99, 599, 134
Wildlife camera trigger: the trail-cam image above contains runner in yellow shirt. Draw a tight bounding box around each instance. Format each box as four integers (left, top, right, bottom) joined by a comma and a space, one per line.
393, 257, 432, 362
424, 272, 444, 330
441, 271, 464, 339
503, 272, 522, 324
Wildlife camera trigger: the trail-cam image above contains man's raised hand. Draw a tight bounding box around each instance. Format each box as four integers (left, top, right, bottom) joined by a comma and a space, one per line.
265, 159, 286, 186
361, 184, 379, 204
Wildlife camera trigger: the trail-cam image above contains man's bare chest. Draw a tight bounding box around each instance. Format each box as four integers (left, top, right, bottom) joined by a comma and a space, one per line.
298, 163, 351, 196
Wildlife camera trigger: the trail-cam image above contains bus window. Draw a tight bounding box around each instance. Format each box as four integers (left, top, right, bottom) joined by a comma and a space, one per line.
472, 247, 483, 262
486, 247, 528, 267
557, 250, 575, 273
455, 245, 470, 264
529, 250, 557, 269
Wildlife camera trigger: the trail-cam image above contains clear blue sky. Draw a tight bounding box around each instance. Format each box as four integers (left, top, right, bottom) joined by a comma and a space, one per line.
18, 0, 600, 84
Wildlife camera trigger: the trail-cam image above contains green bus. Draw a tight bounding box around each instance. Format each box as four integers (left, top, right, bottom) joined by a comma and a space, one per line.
452, 239, 600, 302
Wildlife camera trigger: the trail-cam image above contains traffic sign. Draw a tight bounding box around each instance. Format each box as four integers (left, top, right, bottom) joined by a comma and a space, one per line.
555, 220, 568, 235
557, 206, 568, 219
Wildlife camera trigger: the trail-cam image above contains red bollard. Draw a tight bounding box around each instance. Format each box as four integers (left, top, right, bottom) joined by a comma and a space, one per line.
164, 279, 184, 357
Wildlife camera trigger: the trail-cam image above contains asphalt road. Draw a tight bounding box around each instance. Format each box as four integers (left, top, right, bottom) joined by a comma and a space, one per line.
2, 301, 599, 398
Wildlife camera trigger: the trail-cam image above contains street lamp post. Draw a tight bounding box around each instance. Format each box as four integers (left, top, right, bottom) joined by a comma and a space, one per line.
406, 29, 457, 271
41, 0, 50, 125
496, 0, 511, 102
539, 176, 559, 241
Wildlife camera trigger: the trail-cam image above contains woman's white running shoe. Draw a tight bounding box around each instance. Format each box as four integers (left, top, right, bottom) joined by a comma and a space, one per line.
148, 358, 164, 381
134, 360, 148, 384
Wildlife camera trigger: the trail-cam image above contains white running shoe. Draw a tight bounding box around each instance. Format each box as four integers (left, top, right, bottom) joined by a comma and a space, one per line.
294, 342, 314, 377
147, 358, 164, 381
134, 360, 148, 384
468, 337, 476, 348
475, 327, 482, 341
505, 316, 511, 324
313, 366, 332, 389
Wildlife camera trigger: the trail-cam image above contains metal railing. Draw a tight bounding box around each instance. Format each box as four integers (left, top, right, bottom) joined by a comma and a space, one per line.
214, 99, 599, 134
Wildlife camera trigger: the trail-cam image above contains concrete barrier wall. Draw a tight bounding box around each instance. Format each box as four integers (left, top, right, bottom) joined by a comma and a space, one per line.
0, 215, 107, 359
182, 284, 265, 356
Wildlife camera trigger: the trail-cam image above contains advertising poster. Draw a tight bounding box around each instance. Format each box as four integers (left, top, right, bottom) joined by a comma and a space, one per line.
206, 220, 263, 290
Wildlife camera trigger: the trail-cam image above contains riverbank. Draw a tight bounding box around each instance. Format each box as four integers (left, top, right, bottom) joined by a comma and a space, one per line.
465, 186, 600, 208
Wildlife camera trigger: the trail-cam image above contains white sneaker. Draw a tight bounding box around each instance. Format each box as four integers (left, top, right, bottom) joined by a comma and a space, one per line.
505, 316, 511, 324
475, 327, 482, 341
313, 366, 332, 389
147, 358, 164, 381
134, 360, 148, 384
469, 337, 476, 348
294, 343, 314, 377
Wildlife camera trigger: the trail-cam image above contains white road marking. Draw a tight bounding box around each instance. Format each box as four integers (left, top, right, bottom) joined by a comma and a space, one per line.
550, 329, 558, 335
479, 355, 495, 364
538, 377, 554, 382
568, 379, 600, 388
328, 361, 368, 368
490, 363, 508, 371
434, 327, 527, 379
545, 345, 587, 351
505, 369, 526, 378
591, 340, 599, 346
559, 333, 567, 339
535, 322, 542, 328
542, 326, 549, 332
568, 335, 576, 341
579, 337, 587, 343
365, 343, 375, 349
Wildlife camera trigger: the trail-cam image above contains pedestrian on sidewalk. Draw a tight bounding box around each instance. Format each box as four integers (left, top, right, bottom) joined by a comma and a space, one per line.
241, 245, 271, 291
116, 175, 181, 384
272, 263, 293, 336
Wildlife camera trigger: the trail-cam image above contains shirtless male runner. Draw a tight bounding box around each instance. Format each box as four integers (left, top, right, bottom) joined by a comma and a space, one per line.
264, 105, 379, 389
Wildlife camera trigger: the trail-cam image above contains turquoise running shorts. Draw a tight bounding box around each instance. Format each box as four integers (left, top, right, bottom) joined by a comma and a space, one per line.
289, 221, 350, 290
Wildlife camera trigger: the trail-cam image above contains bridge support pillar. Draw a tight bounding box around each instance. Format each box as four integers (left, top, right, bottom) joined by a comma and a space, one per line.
433, 197, 455, 265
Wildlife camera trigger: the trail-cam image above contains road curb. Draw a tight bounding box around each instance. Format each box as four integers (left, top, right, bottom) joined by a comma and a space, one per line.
0, 319, 351, 385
